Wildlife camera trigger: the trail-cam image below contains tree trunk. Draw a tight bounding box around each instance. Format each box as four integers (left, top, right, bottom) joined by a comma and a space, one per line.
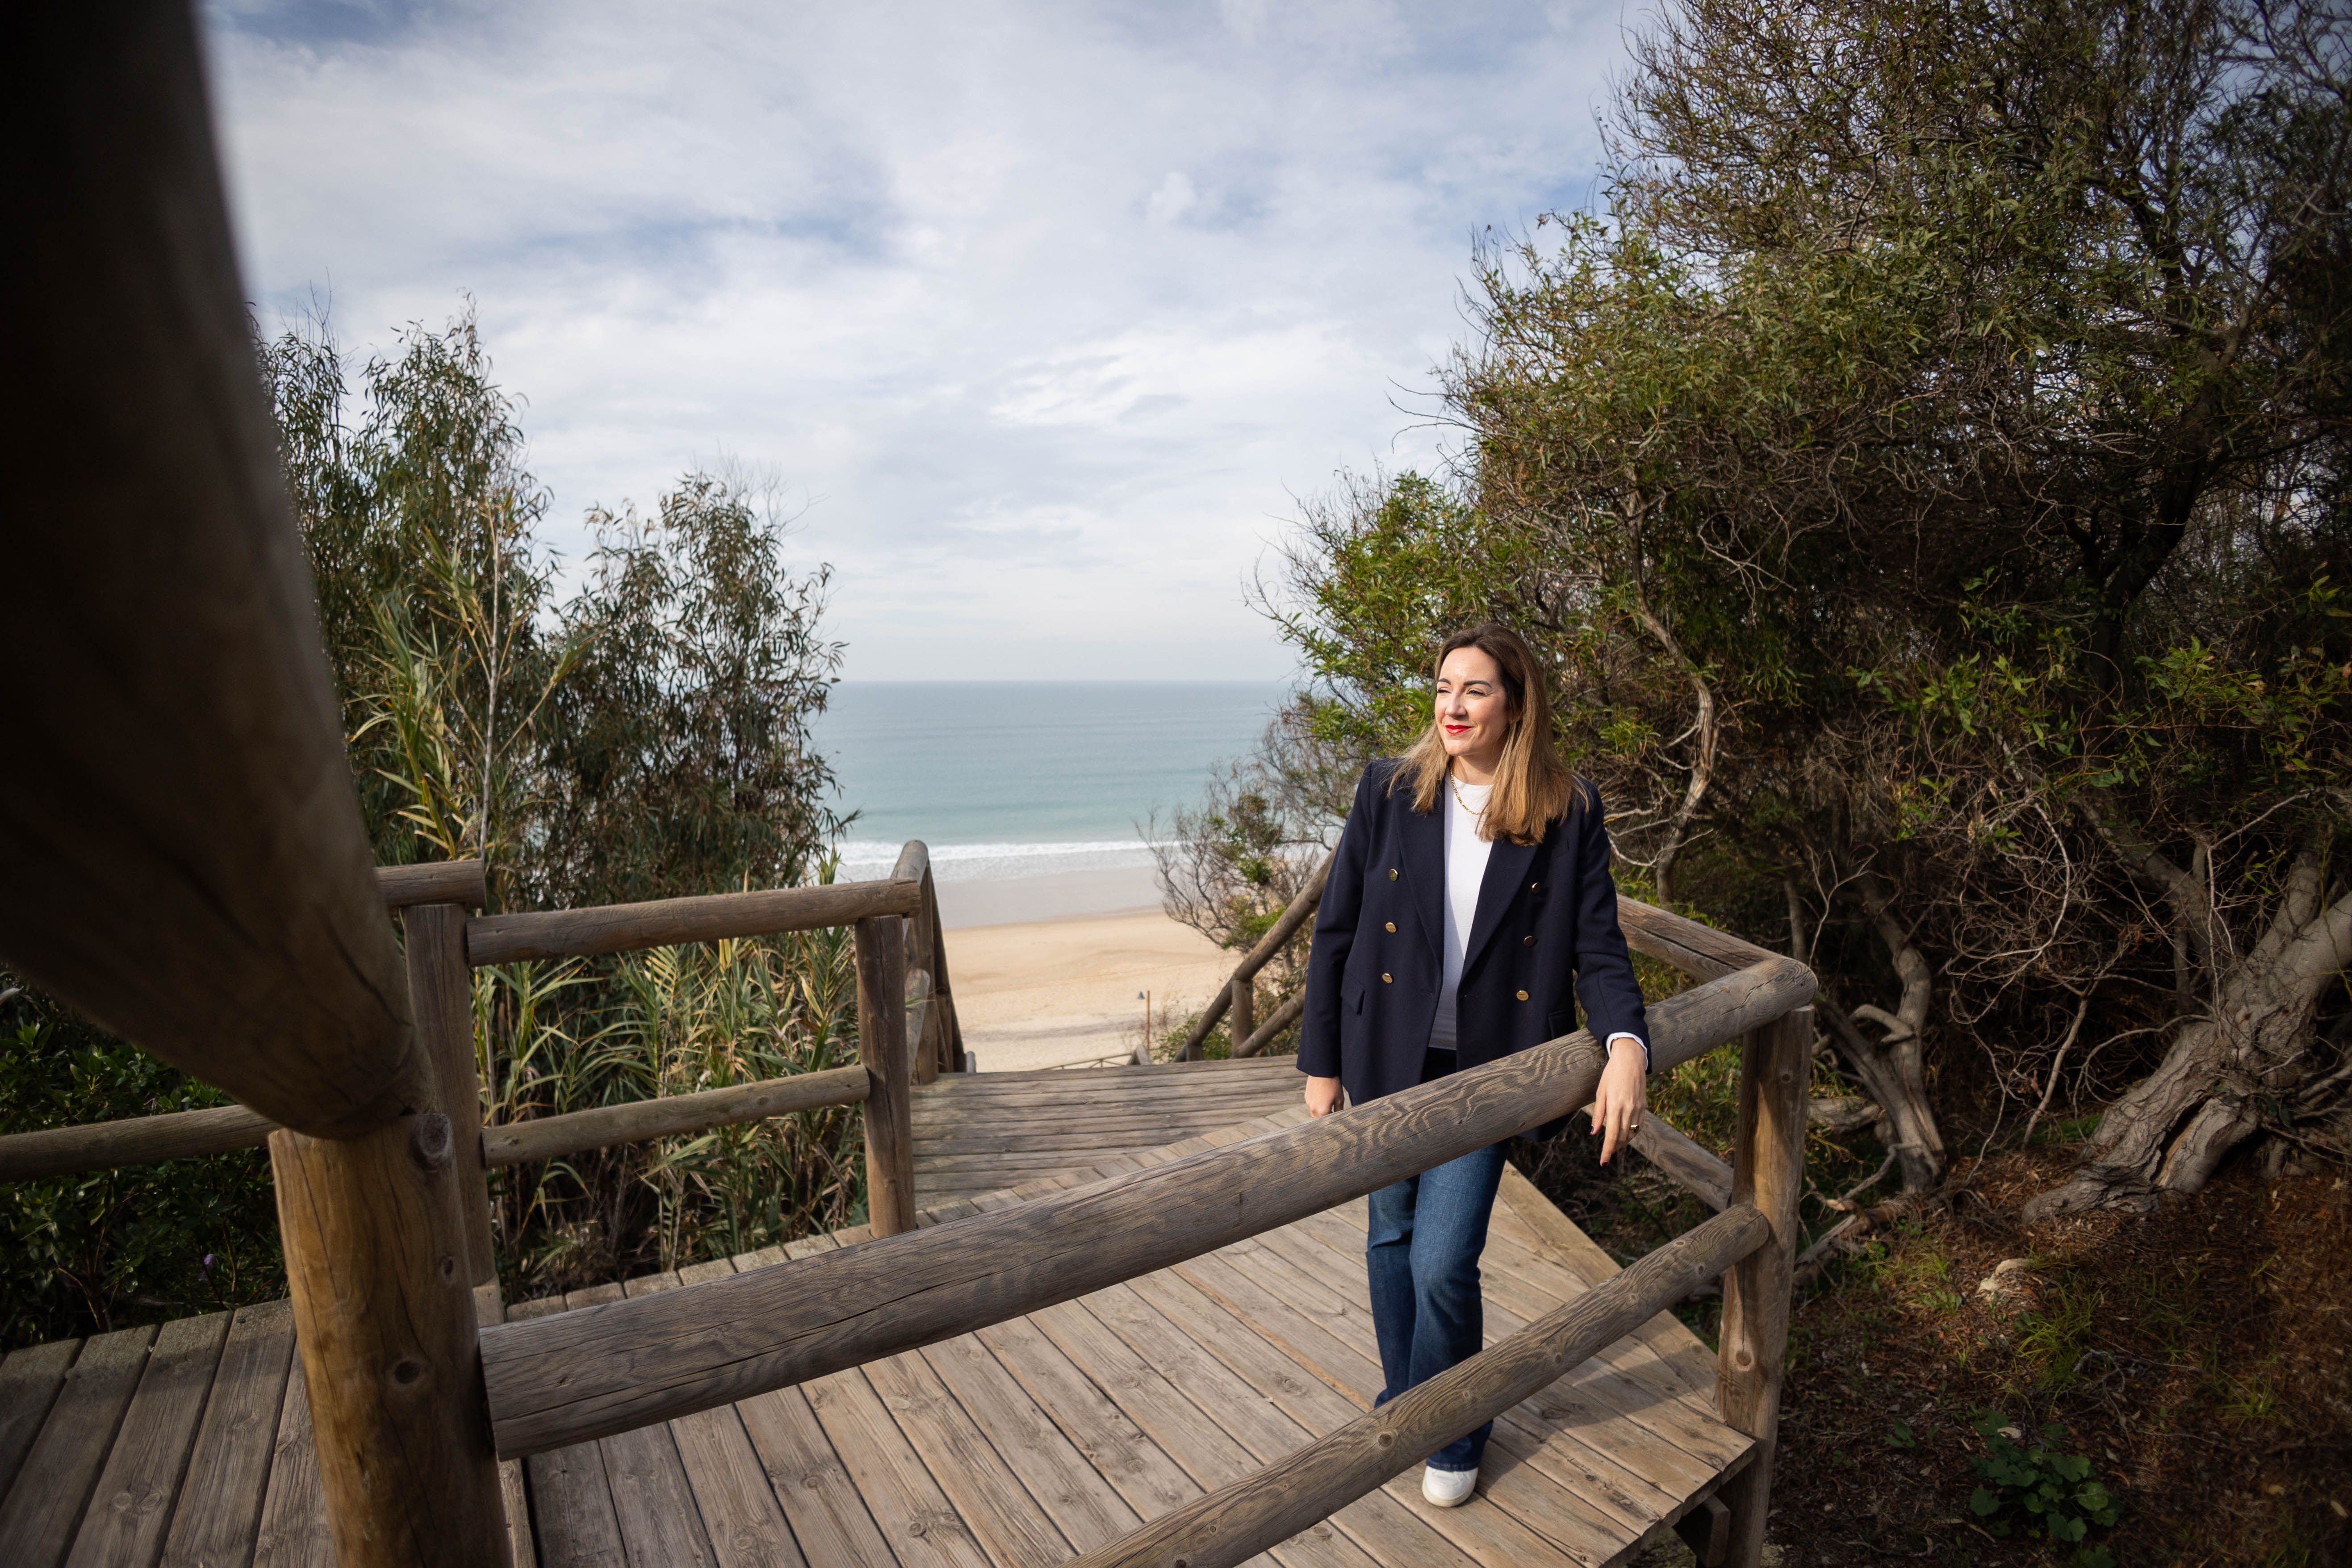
1817, 876, 1946, 1192
2026, 842, 2352, 1220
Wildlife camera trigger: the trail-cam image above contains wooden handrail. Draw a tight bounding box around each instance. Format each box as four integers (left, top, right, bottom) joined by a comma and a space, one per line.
1178, 850, 1334, 1059
465, 877, 921, 966
1230, 987, 1305, 1058
0, 1103, 275, 1182
480, 1065, 871, 1168
1067, 1201, 1772, 1568
475, 949, 1813, 1456
376, 859, 489, 910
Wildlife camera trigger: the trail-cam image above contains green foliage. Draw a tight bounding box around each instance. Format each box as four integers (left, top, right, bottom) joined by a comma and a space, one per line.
1, 309, 855, 1342
0, 994, 282, 1346
1967, 1411, 2122, 1557
1250, 0, 2352, 1172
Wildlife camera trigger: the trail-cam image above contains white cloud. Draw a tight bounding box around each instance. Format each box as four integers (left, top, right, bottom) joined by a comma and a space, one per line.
201, 0, 1623, 679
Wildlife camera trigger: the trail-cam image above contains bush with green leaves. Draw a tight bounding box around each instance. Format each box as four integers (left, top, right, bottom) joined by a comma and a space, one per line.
1, 308, 857, 1346
1967, 1412, 2123, 1561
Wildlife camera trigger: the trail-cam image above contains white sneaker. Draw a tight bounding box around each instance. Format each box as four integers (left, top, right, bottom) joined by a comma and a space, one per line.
1421, 1465, 1477, 1507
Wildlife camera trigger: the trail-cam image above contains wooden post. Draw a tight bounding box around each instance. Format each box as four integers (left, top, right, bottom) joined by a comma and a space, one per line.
0, 0, 430, 1140
404, 902, 497, 1285
1230, 975, 1255, 1050
854, 914, 916, 1238
1716, 1004, 1809, 1567
272, 1112, 508, 1567
930, 889, 966, 1070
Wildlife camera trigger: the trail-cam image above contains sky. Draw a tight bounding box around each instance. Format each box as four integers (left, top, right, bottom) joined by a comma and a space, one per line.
201, 0, 1624, 680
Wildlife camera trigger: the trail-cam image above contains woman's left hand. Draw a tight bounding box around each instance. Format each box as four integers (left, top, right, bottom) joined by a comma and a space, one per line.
1590, 1037, 1648, 1165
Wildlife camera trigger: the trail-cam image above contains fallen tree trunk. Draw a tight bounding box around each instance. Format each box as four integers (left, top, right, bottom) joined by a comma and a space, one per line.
2026, 837, 2352, 1220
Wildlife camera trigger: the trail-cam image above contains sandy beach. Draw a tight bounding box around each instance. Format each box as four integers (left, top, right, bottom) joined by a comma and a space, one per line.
942, 902, 1247, 1073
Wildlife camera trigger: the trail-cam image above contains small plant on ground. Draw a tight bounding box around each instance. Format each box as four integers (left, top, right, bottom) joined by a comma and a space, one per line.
1966, 1411, 2122, 1564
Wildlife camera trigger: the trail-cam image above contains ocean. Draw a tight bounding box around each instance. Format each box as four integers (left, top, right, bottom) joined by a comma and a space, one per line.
813, 681, 1293, 885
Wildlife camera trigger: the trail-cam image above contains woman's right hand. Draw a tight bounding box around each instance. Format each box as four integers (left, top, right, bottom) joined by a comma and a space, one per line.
1305, 1075, 1342, 1117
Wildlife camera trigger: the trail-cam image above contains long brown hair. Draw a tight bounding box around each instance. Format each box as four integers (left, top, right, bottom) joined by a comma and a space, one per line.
1389, 623, 1578, 844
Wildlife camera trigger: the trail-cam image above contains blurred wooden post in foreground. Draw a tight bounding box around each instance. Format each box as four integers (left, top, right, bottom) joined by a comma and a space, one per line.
0, 5, 506, 1561
1715, 1004, 1811, 1567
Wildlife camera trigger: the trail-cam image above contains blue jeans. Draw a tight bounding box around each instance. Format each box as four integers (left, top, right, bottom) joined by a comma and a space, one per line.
1365, 1118, 1507, 1473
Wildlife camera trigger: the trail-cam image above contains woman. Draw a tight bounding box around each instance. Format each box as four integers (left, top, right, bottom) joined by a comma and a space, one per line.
1297, 623, 1650, 1508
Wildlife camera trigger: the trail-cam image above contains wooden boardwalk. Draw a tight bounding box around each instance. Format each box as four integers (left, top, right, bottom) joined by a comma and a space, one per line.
0, 1060, 1749, 1568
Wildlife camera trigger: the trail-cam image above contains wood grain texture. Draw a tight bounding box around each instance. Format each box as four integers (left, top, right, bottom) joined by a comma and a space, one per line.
0, 1105, 276, 1183
483, 1066, 870, 1168
1064, 1206, 1768, 1568
251, 1367, 331, 1568
465, 880, 920, 966
896, 844, 944, 1089
572, 1283, 716, 1568
0, 1340, 81, 1501
481, 954, 1811, 1457
0, 1326, 158, 1568
63, 1312, 230, 1568
1714, 1007, 1809, 1568
377, 861, 489, 909
269, 1118, 507, 1567
669, 1259, 810, 1568
506, 1296, 627, 1568
406, 902, 498, 1285
1615, 899, 1783, 983
855, 915, 917, 1239
0, 0, 424, 1140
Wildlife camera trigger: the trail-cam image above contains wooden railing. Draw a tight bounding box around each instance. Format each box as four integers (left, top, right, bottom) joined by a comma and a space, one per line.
1, 16, 1808, 1563
1177, 849, 1333, 1060
0, 857, 962, 1220
1165, 847, 1745, 1215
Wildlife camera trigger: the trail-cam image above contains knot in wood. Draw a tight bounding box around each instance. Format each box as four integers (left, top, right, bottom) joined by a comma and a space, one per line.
1376, 1430, 1394, 1448
390, 1356, 425, 1388
408, 1112, 453, 1171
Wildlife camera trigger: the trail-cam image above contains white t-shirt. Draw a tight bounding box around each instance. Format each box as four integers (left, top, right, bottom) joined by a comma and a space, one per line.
1425, 778, 1493, 1052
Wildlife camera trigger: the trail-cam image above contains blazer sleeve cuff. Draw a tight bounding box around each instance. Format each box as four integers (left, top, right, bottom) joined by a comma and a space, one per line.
1606, 1031, 1651, 1075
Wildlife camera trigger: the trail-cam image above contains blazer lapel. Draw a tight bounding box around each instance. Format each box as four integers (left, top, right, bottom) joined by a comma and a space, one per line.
1401, 794, 1445, 962
1463, 838, 1538, 976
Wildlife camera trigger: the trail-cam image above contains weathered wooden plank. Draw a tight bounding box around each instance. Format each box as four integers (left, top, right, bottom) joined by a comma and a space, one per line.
726, 1246, 900, 1568
803, 1368, 992, 1568
0, 1107, 276, 1184
404, 901, 498, 1284
632, 1267, 806, 1568
1025, 1297, 1384, 1568
486, 1066, 870, 1169
507, 1294, 626, 1568
1076, 1283, 1479, 1568
1268, 1213, 1744, 1479
1065, 1206, 1767, 1568
465, 880, 920, 966
914, 1334, 1142, 1555
250, 1364, 331, 1568
483, 954, 1814, 1456
1231, 1221, 1691, 1533
376, 860, 488, 909
0, 1325, 157, 1568
971, 1315, 1203, 1526
0, 1339, 81, 1502
158, 1299, 298, 1568
1169, 1240, 1623, 1568
862, 1346, 1069, 1568
65, 1311, 230, 1568
567, 1283, 715, 1568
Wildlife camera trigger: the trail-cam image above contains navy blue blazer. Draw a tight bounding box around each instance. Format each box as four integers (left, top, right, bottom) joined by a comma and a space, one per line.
1295, 759, 1649, 1120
